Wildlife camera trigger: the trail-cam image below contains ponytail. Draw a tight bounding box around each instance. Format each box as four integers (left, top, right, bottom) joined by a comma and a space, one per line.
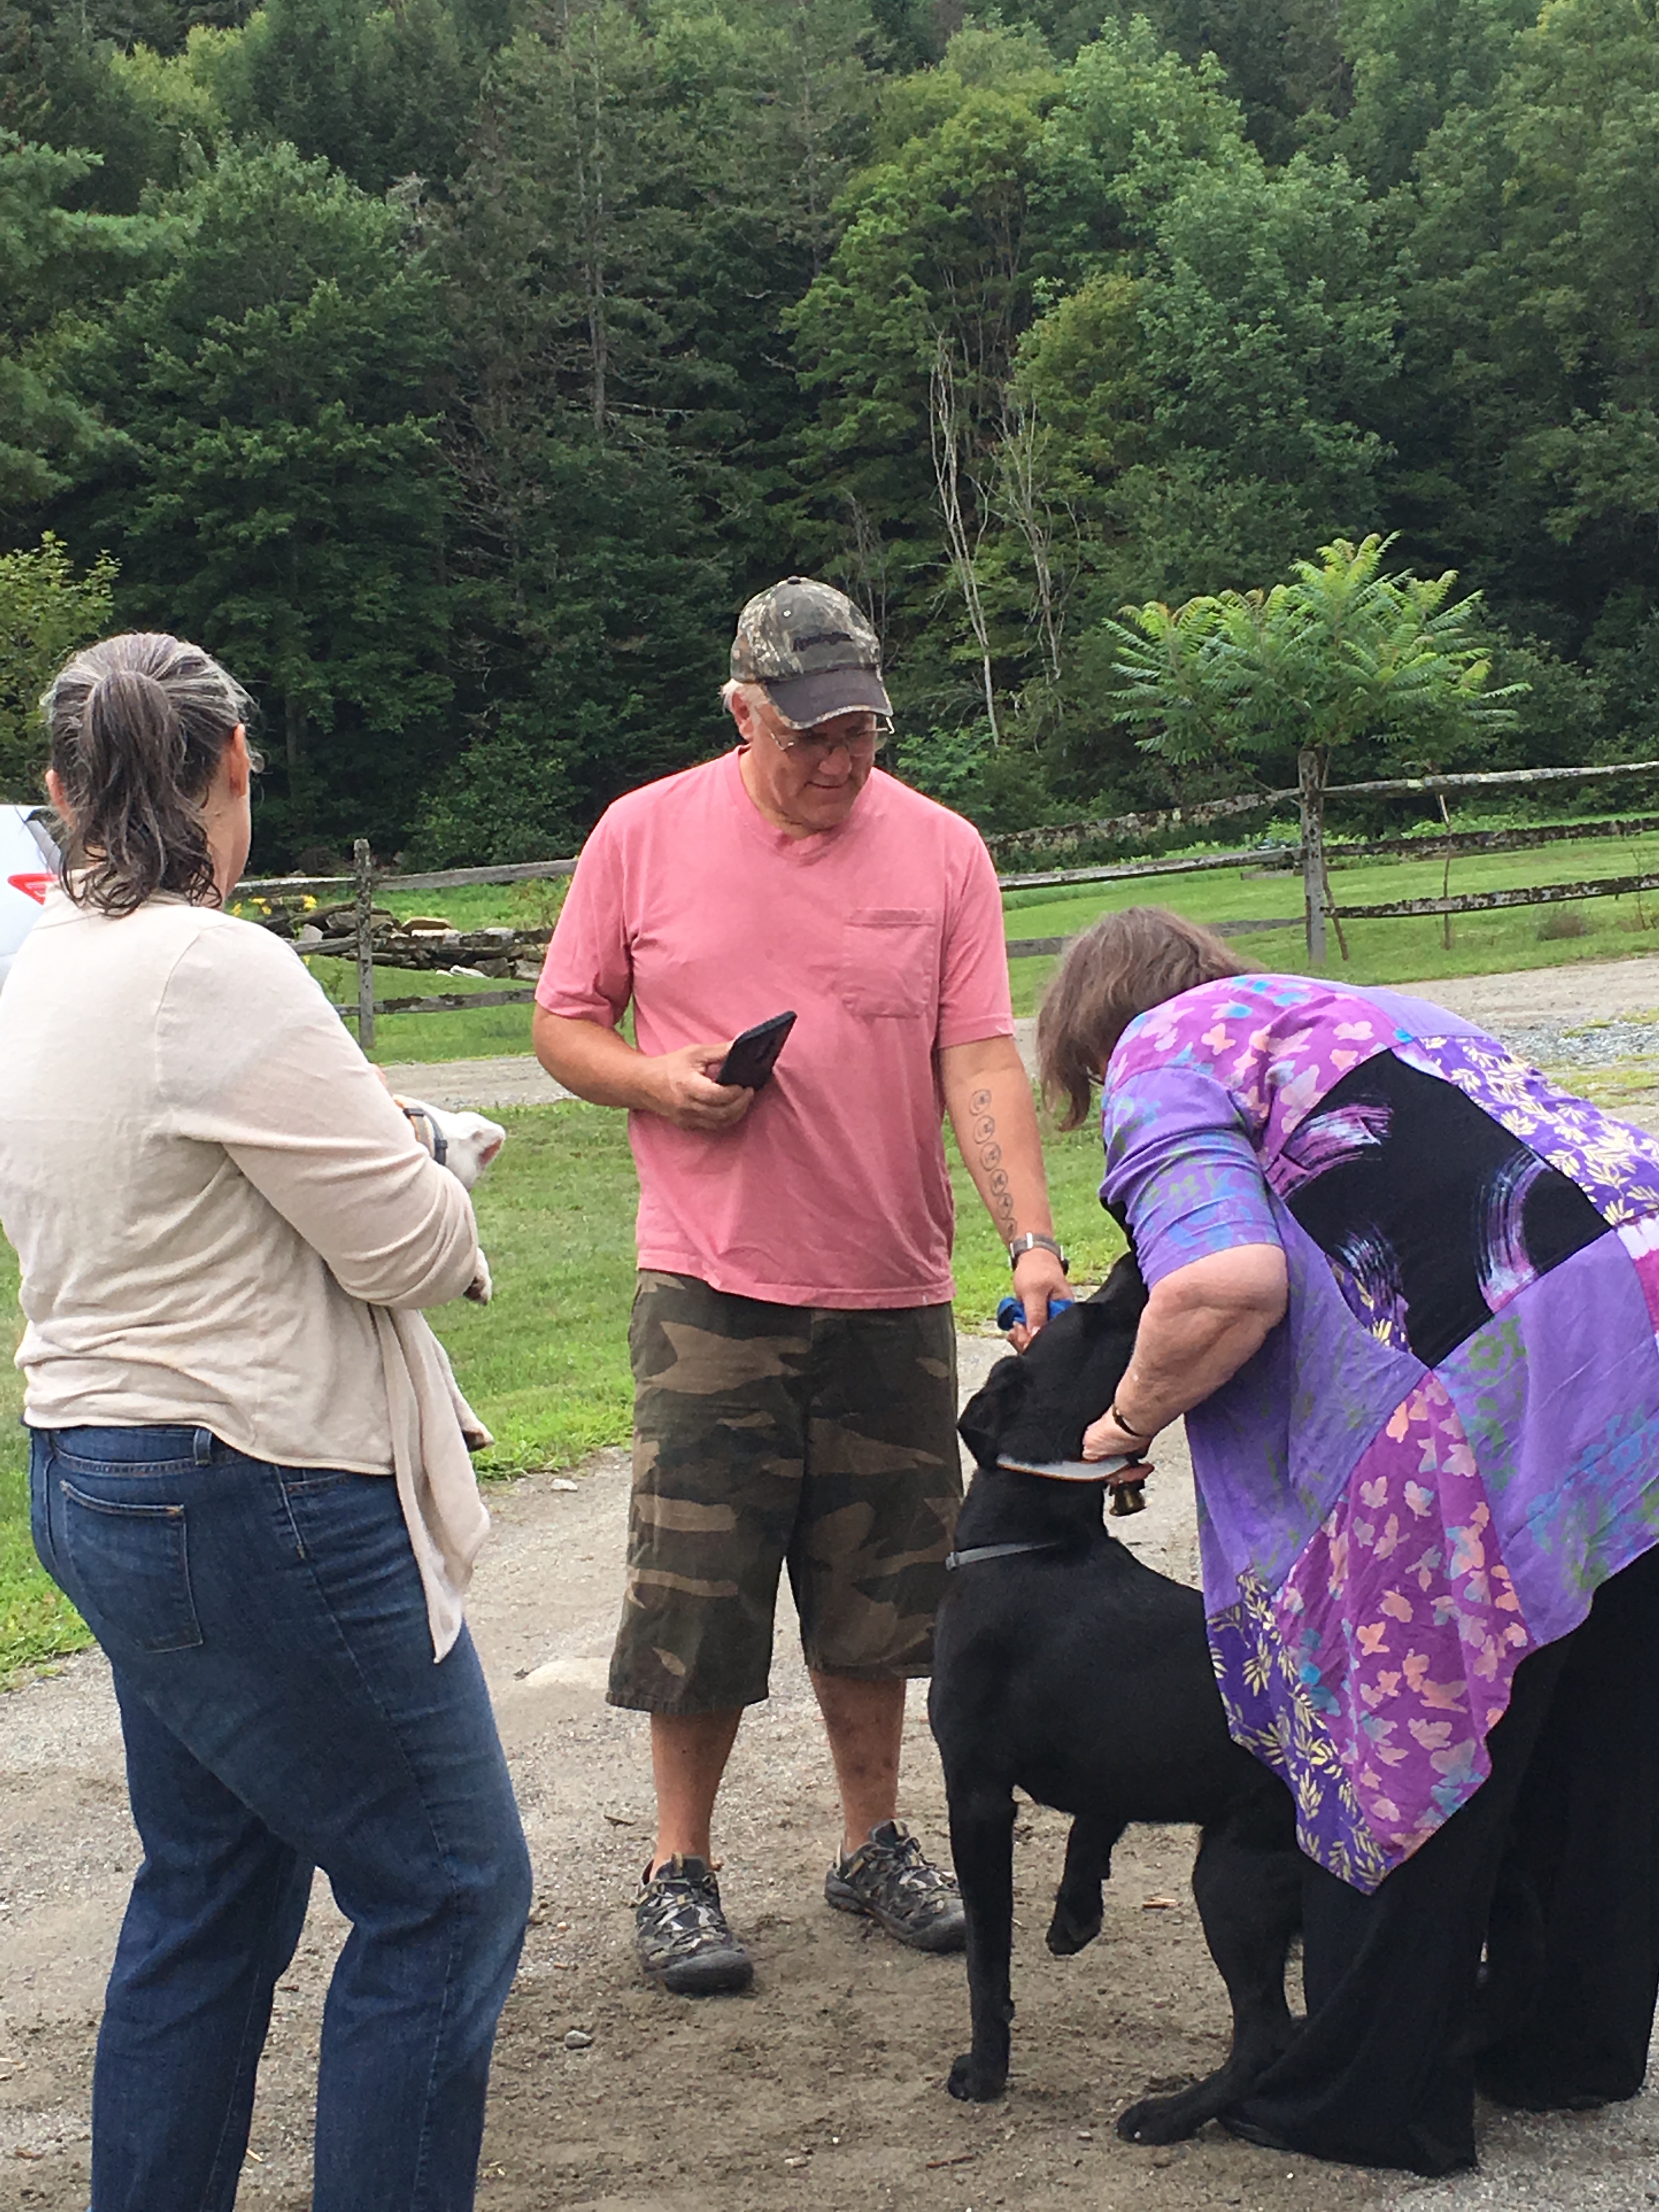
42, 633, 256, 917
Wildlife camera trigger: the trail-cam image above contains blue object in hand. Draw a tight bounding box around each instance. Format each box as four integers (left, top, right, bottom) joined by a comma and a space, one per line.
997, 1294, 1075, 1332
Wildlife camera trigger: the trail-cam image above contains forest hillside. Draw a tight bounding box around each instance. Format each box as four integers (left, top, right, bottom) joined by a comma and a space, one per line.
3, 0, 1655, 866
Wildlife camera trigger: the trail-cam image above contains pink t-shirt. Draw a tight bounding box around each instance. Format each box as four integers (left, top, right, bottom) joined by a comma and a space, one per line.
536, 749, 1013, 1307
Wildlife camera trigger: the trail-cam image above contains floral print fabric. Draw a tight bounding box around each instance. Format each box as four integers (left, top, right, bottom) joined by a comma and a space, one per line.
1104, 974, 1659, 1890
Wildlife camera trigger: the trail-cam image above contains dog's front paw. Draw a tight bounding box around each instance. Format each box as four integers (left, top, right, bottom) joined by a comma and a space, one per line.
947, 2054, 1007, 2103
1116, 2085, 1203, 2146
466, 1254, 493, 1304
1045, 1899, 1102, 1956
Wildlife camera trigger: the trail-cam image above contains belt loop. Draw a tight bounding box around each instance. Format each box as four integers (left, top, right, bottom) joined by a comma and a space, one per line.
193, 1427, 213, 1465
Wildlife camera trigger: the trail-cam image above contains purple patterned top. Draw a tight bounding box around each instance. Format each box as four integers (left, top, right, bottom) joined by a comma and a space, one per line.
1104, 973, 1659, 1891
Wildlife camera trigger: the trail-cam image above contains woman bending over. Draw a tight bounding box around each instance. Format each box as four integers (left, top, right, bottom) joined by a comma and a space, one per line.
1037, 906, 1659, 2175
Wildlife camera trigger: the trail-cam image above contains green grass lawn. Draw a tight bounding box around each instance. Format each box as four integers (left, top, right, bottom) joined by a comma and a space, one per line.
435, 1104, 640, 1473
1005, 826, 1659, 1014
0, 1094, 1125, 1681
0, 1240, 93, 1680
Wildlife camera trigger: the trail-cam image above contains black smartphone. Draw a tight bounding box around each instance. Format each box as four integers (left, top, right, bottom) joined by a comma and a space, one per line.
716, 1009, 797, 1090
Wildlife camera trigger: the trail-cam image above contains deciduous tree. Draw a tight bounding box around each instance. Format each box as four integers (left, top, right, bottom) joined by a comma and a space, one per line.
1106, 534, 1523, 958
0, 533, 117, 798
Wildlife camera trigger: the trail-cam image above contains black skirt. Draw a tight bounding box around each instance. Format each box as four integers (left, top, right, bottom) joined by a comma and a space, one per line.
1221, 1542, 1659, 2174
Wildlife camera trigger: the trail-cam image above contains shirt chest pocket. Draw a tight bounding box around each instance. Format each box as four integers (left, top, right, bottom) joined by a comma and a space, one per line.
837, 909, 940, 1022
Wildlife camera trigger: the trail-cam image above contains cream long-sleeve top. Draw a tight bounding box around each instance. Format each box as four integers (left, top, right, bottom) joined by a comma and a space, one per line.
0, 887, 491, 1657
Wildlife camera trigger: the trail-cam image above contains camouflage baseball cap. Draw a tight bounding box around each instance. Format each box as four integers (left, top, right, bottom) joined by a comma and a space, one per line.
731, 577, 891, 727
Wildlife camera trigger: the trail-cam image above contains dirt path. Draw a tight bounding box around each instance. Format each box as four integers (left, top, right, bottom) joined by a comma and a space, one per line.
1392, 953, 1659, 1031
10, 960, 1659, 2209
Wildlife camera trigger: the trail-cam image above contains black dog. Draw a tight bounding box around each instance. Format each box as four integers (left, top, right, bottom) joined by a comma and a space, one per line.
928, 1257, 1305, 2142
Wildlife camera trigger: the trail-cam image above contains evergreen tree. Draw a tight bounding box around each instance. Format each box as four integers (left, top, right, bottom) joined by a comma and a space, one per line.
0, 132, 151, 516
422, 0, 885, 858
217, 0, 486, 195
57, 139, 456, 860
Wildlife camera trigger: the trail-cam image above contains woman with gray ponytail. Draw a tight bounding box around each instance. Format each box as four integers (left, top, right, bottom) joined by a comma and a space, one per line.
47, 631, 256, 913
0, 634, 531, 2212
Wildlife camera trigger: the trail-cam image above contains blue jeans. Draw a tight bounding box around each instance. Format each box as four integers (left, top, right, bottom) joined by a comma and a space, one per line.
30, 1425, 532, 2212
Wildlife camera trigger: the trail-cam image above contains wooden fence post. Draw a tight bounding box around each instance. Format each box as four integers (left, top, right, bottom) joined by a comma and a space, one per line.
1299, 747, 1327, 967
353, 838, 375, 1051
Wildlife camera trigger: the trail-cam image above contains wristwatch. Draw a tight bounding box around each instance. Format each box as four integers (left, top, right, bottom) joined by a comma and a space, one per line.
1008, 1231, 1068, 1273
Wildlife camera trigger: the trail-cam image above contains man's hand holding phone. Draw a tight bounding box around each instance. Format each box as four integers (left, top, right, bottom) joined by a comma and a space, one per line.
641, 1041, 754, 1132
637, 1013, 795, 1132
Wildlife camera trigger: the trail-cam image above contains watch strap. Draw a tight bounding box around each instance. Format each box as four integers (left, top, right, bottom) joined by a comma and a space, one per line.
1008, 1231, 1068, 1273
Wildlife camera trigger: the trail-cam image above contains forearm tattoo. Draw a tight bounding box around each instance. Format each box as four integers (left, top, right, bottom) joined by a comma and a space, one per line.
969, 1085, 1015, 1234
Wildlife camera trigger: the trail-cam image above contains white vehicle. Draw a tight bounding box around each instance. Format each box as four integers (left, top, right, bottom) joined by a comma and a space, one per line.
0, 804, 61, 991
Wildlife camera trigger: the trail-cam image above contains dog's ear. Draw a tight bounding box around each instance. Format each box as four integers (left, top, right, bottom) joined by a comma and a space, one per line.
957, 1355, 1029, 1467
1089, 1252, 1147, 1325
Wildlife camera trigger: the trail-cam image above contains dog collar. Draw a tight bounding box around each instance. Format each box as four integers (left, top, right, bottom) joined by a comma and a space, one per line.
946, 1538, 1069, 1571
994, 1454, 1133, 1485
402, 1105, 447, 1167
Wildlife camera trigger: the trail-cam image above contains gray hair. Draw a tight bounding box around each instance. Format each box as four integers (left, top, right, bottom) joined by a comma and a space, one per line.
43, 631, 256, 916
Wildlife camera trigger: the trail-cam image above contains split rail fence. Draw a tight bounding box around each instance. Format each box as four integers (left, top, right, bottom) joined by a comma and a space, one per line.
233, 759, 1659, 1047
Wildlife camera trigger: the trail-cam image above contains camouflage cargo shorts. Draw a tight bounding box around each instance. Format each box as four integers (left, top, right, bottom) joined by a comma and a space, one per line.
608, 1271, 962, 1715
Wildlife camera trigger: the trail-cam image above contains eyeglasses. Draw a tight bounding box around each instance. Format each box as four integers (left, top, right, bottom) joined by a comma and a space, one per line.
765, 712, 893, 761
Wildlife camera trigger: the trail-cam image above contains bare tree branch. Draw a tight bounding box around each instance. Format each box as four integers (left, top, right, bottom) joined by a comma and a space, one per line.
929, 333, 1000, 746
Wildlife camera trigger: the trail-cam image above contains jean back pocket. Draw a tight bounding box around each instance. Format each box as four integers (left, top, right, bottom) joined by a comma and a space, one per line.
59, 1482, 205, 1655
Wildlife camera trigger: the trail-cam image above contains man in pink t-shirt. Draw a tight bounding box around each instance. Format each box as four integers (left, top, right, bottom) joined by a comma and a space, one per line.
535, 578, 1069, 1996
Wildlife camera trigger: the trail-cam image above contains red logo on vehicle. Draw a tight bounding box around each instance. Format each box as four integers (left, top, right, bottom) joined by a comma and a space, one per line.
7, 873, 54, 904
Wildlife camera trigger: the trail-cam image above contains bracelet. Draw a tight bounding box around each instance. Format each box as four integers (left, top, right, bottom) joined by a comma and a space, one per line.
1008, 1231, 1069, 1273
1109, 1399, 1156, 1446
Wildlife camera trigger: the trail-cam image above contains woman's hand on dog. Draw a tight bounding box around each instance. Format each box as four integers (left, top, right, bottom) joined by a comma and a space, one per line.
1081, 1412, 1155, 1506
1076, 1247, 1290, 1470
1081, 1410, 1154, 1465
